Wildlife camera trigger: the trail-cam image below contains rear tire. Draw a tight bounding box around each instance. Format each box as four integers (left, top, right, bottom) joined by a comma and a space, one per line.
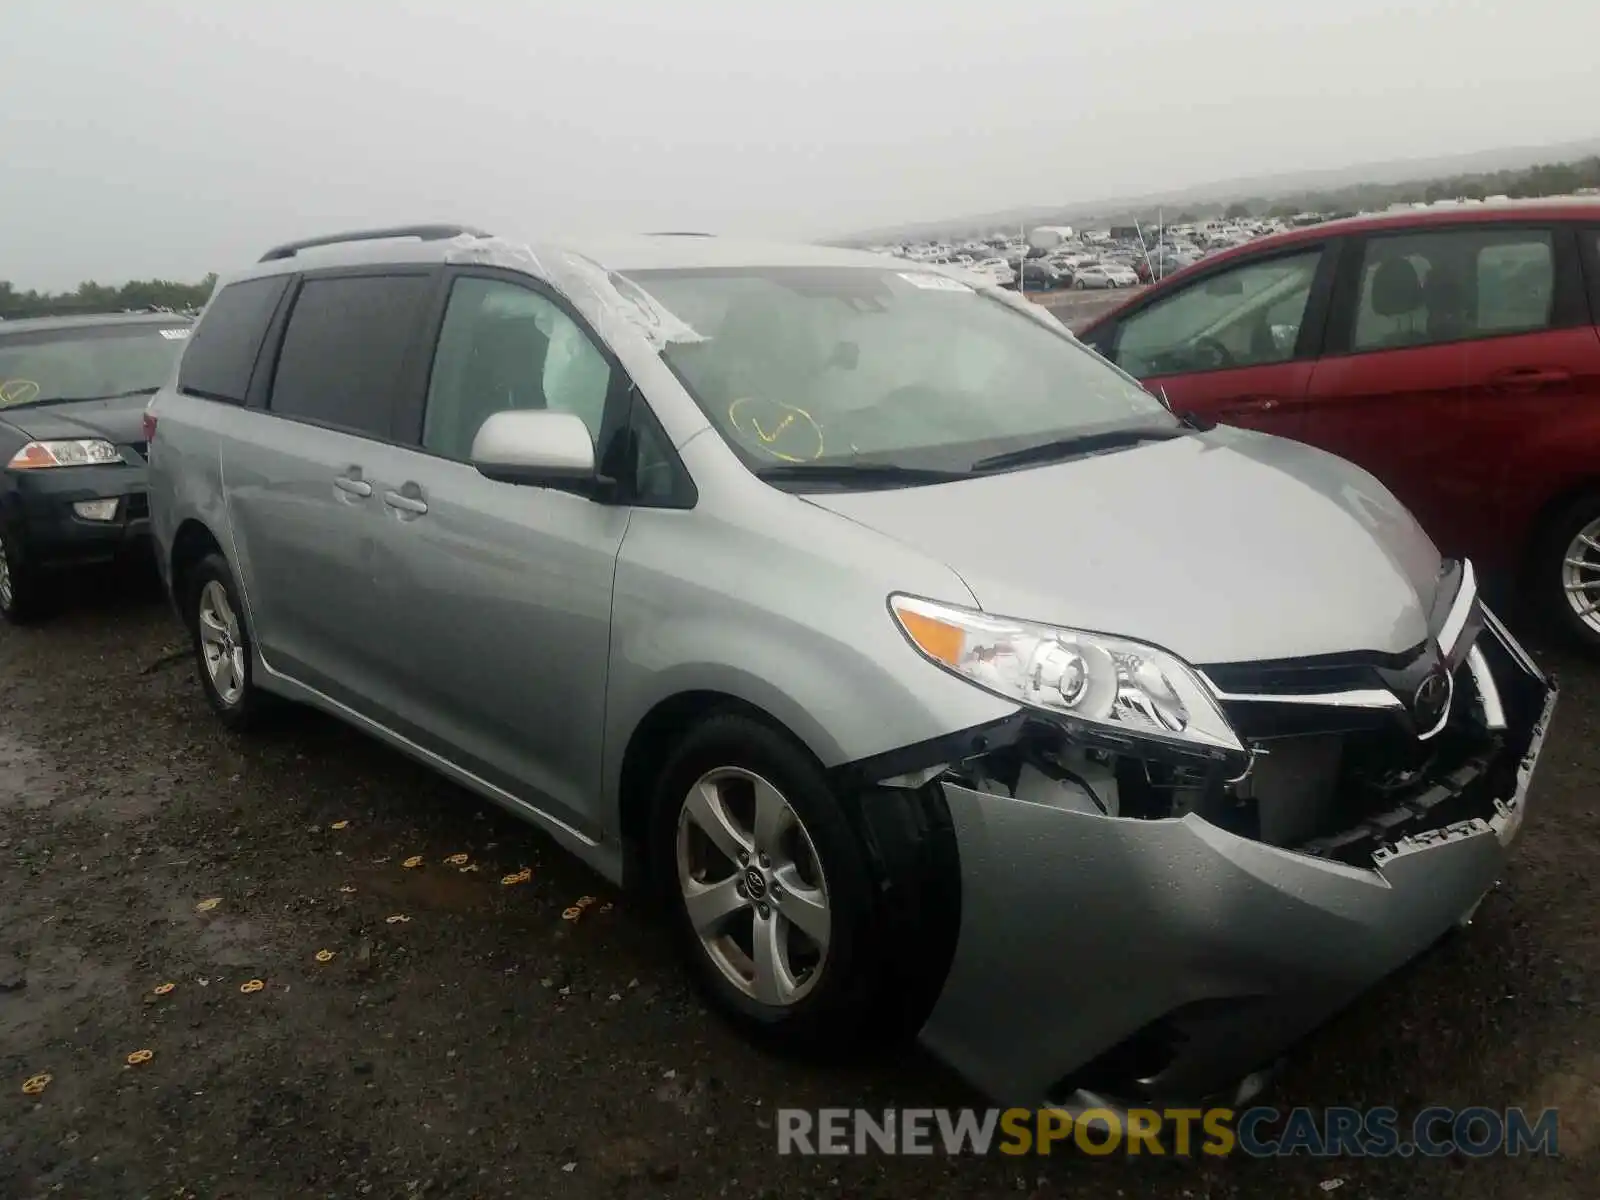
649, 712, 956, 1057
1534, 491, 1600, 655
0, 525, 55, 625
184, 552, 270, 729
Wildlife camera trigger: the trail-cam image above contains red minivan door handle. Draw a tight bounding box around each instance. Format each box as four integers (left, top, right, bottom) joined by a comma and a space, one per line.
1489, 366, 1571, 390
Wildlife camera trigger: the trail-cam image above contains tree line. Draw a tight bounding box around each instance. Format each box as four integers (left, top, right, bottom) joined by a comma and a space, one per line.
1146, 155, 1600, 227
0, 275, 217, 321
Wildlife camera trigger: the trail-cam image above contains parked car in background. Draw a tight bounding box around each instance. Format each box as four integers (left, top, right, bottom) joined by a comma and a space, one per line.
1073, 264, 1138, 289
969, 257, 1017, 288
1080, 199, 1600, 650
148, 224, 1552, 1111
0, 311, 192, 621
1016, 261, 1062, 289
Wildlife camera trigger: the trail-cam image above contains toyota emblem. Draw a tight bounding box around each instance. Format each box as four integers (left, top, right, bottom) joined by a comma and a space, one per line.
1413, 668, 1452, 730
743, 866, 767, 899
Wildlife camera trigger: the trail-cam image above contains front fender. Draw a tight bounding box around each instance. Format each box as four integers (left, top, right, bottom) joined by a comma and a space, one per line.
600, 507, 1016, 840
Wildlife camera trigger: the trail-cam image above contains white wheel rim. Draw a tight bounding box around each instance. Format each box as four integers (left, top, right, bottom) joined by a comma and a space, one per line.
675, 766, 831, 1007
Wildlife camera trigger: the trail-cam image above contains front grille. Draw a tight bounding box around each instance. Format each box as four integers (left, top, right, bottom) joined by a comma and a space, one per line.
1120, 624, 1542, 870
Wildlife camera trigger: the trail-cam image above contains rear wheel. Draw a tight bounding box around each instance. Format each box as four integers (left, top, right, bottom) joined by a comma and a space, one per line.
185, 553, 270, 728
650, 712, 953, 1056
1536, 491, 1600, 655
0, 526, 54, 624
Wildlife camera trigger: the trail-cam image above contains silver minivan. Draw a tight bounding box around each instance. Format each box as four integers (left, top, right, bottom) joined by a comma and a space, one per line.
148, 225, 1555, 1110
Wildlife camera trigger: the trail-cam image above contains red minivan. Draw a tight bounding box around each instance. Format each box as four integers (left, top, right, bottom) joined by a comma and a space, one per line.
1079, 200, 1600, 650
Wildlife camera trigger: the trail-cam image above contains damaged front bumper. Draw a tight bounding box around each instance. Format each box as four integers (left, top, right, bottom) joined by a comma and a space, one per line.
907, 606, 1555, 1108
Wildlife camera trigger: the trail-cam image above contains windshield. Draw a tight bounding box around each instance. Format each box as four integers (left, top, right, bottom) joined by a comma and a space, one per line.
627, 266, 1170, 472
0, 323, 190, 409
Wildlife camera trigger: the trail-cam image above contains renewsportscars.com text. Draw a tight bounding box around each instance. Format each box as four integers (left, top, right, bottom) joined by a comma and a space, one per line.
776, 1106, 1560, 1158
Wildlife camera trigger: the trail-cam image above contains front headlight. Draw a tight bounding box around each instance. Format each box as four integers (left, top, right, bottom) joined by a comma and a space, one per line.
890, 594, 1243, 757
8, 439, 122, 470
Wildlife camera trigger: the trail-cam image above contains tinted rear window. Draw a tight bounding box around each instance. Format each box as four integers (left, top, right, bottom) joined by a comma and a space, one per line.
179, 276, 290, 403
268, 274, 430, 438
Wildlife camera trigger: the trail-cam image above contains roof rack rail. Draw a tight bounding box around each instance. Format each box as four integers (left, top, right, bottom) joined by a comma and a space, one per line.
646, 231, 714, 237
258, 224, 492, 263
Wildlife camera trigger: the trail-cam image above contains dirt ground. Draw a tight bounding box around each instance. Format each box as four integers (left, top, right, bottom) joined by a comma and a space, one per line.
1033, 286, 1139, 330
2, 567, 1596, 1200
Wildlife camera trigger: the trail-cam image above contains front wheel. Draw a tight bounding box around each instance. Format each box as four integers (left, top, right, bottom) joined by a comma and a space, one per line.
1535, 491, 1600, 655
0, 525, 54, 624
650, 713, 950, 1056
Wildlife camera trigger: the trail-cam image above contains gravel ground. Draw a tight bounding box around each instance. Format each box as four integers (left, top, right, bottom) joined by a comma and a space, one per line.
1, 567, 1596, 1199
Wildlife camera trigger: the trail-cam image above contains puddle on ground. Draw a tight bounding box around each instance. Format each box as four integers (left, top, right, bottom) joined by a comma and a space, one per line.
0, 943, 131, 1049
0, 730, 169, 820
0, 729, 67, 812
358, 865, 495, 915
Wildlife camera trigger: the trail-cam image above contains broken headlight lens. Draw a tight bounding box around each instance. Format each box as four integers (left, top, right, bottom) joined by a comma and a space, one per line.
890, 594, 1242, 756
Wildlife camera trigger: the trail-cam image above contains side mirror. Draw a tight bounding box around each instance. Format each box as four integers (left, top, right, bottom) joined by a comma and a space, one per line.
470, 410, 606, 495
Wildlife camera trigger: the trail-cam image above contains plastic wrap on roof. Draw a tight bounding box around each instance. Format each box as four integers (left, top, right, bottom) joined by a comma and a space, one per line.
442, 235, 705, 349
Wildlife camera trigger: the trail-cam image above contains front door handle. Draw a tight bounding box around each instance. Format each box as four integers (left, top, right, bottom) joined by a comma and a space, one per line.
334, 473, 372, 499
1489, 366, 1571, 389
383, 488, 429, 516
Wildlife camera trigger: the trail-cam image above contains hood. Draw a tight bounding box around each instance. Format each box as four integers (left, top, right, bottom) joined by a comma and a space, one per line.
804, 427, 1445, 665
1, 395, 149, 445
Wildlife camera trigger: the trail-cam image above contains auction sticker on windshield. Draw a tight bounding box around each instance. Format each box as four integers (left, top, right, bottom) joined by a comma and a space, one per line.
897, 272, 973, 293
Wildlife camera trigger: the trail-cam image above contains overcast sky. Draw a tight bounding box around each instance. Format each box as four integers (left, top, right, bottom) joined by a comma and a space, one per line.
2, 0, 1595, 289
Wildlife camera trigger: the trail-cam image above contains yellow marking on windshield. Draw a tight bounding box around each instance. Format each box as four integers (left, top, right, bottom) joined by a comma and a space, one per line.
0, 380, 41, 406
728, 397, 824, 463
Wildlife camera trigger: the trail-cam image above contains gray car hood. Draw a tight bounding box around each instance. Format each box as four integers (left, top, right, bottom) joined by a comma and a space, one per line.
1, 395, 148, 445
804, 427, 1444, 665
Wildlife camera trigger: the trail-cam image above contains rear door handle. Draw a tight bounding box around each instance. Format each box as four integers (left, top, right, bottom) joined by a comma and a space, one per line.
334, 473, 372, 499
1489, 366, 1571, 389
383, 488, 428, 516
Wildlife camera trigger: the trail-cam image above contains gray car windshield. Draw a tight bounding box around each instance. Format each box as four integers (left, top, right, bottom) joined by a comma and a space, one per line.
0, 325, 188, 409
627, 266, 1172, 473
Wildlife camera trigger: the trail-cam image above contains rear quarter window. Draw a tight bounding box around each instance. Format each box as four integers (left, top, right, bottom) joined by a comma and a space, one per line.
179, 276, 291, 403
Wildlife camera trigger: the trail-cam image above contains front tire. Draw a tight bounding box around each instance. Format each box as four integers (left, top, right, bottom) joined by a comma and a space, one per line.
649, 713, 950, 1056
184, 552, 269, 728
1535, 491, 1600, 655
0, 525, 54, 625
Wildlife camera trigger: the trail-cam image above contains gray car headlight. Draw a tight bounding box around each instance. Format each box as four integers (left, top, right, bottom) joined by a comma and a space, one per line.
8, 439, 122, 470
890, 594, 1243, 756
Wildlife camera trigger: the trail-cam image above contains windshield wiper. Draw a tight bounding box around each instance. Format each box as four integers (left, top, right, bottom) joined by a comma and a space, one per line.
35, 386, 161, 405
753, 461, 971, 488
969, 425, 1184, 474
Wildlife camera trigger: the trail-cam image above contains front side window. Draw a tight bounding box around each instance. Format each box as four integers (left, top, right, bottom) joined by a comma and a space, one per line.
1351, 227, 1555, 352
421, 277, 612, 461
1114, 249, 1323, 377
269, 274, 431, 438
0, 323, 190, 409
629, 266, 1168, 473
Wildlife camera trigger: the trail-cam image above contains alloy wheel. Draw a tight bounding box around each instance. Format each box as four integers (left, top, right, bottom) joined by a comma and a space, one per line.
197, 580, 247, 705
1562, 517, 1600, 634
675, 766, 831, 1007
